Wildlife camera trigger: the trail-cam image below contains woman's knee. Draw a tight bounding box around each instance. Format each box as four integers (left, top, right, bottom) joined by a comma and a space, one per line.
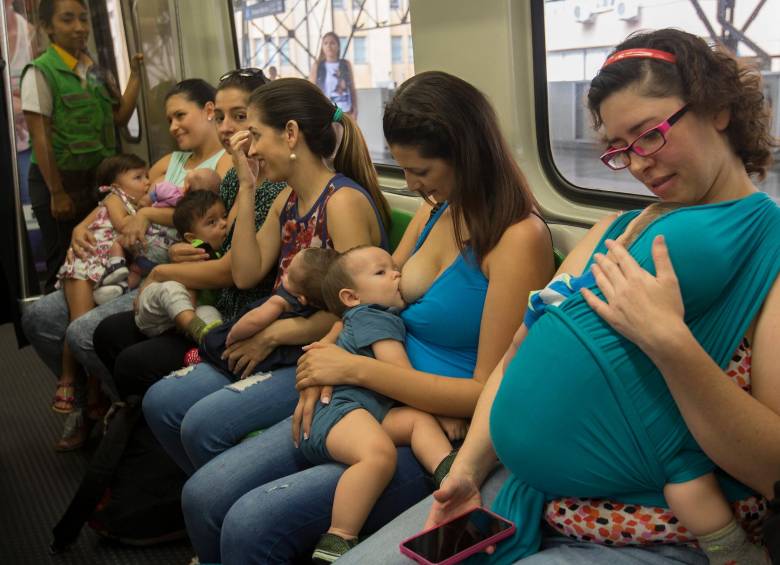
180, 396, 235, 463
22, 290, 67, 343
142, 377, 179, 427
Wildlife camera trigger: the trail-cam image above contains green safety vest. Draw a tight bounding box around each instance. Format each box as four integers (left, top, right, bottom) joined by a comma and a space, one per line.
23, 46, 117, 171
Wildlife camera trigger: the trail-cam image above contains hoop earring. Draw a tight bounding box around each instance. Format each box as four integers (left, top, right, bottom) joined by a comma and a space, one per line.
289, 153, 297, 161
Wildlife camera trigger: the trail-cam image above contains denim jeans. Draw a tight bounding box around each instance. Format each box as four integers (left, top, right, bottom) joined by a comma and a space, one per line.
181, 414, 432, 564
21, 288, 136, 404
338, 466, 708, 565
142, 362, 301, 475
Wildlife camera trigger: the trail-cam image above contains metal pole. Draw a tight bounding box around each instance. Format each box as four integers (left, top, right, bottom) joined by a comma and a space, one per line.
0, 1, 32, 299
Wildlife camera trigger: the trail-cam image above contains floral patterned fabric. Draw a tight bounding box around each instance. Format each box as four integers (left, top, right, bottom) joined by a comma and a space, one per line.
56, 185, 135, 287
543, 337, 767, 546
275, 179, 337, 288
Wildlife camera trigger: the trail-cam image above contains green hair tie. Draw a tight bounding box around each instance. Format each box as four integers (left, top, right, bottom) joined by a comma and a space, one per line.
332, 106, 344, 123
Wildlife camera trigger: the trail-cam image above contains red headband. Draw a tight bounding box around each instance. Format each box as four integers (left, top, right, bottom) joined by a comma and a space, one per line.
602, 48, 677, 68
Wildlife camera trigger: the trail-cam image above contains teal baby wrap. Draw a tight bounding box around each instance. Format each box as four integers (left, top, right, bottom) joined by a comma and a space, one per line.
486, 192, 780, 562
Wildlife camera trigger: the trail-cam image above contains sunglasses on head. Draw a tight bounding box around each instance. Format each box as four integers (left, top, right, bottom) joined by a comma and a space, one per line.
218, 68, 267, 84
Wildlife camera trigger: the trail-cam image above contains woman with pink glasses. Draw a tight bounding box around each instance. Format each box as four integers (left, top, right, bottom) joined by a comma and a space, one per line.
338, 28, 780, 565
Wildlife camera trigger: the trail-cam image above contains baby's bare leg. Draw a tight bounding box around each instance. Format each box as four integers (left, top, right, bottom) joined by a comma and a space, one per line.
109, 240, 124, 258
325, 409, 397, 540
664, 474, 732, 536
382, 406, 452, 474
665, 475, 768, 564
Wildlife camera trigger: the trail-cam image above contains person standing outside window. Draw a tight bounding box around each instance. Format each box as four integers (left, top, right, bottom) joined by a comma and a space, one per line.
309, 32, 357, 119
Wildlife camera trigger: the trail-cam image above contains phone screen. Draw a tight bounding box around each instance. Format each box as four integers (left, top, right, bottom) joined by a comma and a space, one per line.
401, 508, 513, 564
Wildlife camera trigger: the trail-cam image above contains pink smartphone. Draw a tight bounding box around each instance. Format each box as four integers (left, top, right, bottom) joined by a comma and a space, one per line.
399, 507, 515, 565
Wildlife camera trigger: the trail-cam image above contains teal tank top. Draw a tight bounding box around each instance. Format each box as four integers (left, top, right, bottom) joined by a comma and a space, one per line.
164, 149, 225, 186
401, 203, 488, 377
486, 192, 780, 562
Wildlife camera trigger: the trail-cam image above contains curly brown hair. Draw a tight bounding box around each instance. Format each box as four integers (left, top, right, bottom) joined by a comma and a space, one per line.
587, 29, 777, 180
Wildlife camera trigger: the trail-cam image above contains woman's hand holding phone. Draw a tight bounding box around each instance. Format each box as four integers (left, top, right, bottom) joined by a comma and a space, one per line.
425, 472, 484, 531
402, 505, 514, 564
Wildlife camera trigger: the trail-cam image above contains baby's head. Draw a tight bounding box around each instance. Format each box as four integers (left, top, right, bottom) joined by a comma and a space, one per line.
96, 153, 150, 202
183, 168, 222, 193
322, 246, 403, 317
173, 190, 228, 252
281, 248, 339, 308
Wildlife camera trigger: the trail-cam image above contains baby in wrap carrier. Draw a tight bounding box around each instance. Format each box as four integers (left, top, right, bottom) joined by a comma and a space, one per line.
499, 201, 769, 565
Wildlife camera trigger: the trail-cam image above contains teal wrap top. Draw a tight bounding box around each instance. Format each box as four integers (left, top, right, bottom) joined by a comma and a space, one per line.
487, 192, 780, 562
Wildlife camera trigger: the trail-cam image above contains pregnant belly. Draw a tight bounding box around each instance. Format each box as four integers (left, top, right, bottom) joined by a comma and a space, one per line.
489, 315, 664, 499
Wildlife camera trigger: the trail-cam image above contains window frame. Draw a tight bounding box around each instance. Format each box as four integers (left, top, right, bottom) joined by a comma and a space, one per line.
224, 0, 410, 185
531, 0, 653, 209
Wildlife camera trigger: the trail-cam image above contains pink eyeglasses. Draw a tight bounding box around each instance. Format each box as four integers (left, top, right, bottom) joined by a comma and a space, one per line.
600, 105, 689, 170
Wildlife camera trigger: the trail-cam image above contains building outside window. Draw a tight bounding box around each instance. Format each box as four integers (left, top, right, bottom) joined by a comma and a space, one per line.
392, 36, 403, 64
354, 36, 367, 64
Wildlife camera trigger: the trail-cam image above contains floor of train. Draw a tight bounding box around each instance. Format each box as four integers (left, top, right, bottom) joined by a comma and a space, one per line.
0, 323, 193, 565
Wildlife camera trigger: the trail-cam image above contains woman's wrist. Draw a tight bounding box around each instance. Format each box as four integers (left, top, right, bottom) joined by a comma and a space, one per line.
640, 319, 692, 363
147, 265, 163, 282
258, 324, 281, 349
449, 459, 489, 489
349, 356, 367, 387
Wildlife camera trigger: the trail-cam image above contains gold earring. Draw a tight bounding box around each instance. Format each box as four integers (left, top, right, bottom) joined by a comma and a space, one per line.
290, 153, 297, 161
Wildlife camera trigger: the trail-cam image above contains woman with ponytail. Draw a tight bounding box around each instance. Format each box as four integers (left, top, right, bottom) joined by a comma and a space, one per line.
167, 71, 553, 565
142, 77, 389, 476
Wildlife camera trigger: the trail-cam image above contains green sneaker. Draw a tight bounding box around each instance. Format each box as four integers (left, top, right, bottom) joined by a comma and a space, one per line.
311, 533, 358, 563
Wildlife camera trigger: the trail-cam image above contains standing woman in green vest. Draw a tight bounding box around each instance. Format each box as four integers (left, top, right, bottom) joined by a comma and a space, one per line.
21, 0, 142, 293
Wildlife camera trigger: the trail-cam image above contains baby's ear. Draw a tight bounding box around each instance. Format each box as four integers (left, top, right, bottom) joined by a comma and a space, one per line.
183, 232, 197, 244
338, 288, 359, 308
297, 294, 308, 306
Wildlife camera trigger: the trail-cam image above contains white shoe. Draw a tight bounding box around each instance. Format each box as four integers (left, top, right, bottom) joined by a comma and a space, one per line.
93, 281, 128, 305
101, 264, 129, 286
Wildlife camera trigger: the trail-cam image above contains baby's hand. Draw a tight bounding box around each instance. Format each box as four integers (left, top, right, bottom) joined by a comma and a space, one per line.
225, 329, 237, 347
436, 416, 469, 442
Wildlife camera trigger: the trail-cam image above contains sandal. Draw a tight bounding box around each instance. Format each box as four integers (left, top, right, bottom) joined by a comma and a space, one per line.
52, 383, 76, 414
54, 410, 90, 452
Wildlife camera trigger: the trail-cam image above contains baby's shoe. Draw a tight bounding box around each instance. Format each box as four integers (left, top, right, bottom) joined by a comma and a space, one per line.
94, 280, 128, 305
100, 257, 129, 286
312, 533, 358, 564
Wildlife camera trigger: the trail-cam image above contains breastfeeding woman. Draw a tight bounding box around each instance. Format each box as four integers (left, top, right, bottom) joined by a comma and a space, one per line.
22, 77, 230, 450
92, 70, 287, 399
141, 76, 392, 485
344, 29, 780, 565
173, 71, 555, 564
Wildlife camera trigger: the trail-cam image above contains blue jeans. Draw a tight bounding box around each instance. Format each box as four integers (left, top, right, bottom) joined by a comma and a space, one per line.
338, 466, 708, 565
21, 288, 136, 404
142, 362, 300, 475
181, 415, 432, 563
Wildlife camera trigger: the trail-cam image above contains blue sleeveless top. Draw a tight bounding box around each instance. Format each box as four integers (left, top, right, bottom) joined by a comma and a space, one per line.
486, 192, 780, 562
401, 203, 488, 377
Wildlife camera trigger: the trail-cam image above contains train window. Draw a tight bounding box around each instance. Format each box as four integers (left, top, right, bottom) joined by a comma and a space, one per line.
106, 0, 140, 140
230, 0, 414, 167
541, 0, 780, 202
